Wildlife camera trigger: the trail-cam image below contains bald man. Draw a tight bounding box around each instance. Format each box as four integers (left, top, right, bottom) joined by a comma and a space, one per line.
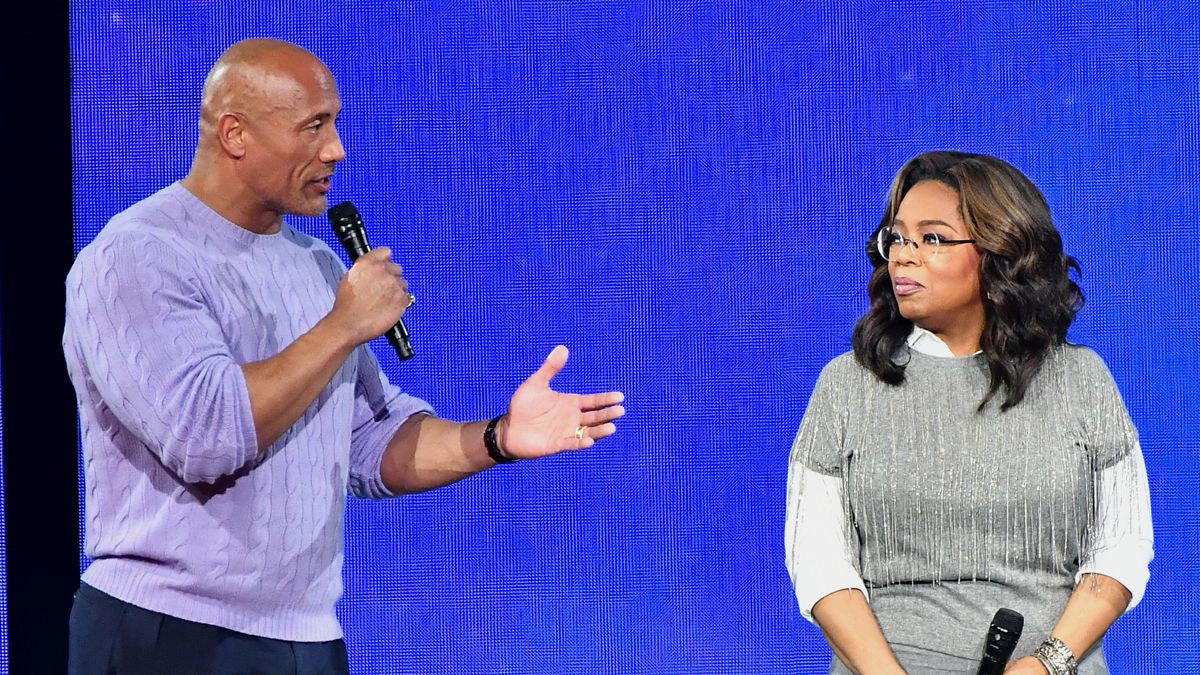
64, 39, 624, 674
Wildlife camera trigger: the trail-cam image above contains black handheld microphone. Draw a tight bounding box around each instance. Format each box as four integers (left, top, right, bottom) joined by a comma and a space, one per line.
327, 201, 415, 361
977, 608, 1024, 675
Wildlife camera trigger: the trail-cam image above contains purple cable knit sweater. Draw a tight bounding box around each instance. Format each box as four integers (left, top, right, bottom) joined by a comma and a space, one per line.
63, 182, 432, 641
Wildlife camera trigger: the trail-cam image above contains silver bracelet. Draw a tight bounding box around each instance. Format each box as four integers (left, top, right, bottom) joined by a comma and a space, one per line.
1033, 636, 1078, 675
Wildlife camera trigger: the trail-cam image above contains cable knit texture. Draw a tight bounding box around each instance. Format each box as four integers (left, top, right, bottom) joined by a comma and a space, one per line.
64, 182, 432, 641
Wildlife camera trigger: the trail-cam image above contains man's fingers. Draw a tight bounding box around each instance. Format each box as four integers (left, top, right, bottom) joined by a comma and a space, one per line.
528, 345, 569, 386
577, 422, 617, 444
578, 391, 624, 411
349, 247, 395, 274
580, 406, 624, 427
366, 246, 391, 260
568, 422, 617, 449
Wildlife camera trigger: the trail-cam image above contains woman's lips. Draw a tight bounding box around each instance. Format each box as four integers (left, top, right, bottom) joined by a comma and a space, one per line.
893, 278, 924, 296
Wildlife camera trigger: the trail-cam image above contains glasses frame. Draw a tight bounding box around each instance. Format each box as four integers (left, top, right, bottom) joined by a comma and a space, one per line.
875, 227, 977, 261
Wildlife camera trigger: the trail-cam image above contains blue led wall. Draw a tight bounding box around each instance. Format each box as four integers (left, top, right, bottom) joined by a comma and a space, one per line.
69, 2, 1199, 673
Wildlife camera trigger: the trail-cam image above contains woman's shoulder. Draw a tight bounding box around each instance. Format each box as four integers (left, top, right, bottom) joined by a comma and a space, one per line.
1045, 343, 1118, 382
807, 351, 880, 399
818, 351, 870, 380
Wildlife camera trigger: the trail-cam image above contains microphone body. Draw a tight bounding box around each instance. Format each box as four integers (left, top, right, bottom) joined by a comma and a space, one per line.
328, 202, 415, 361
977, 608, 1024, 675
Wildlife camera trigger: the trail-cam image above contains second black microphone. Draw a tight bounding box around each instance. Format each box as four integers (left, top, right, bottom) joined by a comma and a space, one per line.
977, 608, 1024, 675
328, 201, 415, 361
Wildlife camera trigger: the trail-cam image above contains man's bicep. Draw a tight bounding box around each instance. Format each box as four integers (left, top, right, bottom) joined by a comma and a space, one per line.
66, 235, 257, 482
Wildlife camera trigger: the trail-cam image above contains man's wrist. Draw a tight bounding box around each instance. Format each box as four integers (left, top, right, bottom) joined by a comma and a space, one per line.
313, 313, 361, 353
484, 415, 517, 464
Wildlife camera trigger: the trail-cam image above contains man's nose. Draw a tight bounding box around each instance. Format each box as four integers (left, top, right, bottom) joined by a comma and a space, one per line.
321, 128, 346, 164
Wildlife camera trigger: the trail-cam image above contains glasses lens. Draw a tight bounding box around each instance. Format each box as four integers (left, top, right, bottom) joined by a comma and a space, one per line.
925, 232, 941, 257
877, 228, 899, 260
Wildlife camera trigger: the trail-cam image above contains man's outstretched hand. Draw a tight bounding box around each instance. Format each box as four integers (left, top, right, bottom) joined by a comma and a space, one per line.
498, 345, 625, 460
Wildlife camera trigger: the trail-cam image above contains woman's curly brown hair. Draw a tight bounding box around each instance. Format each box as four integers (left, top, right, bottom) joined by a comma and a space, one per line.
851, 151, 1084, 411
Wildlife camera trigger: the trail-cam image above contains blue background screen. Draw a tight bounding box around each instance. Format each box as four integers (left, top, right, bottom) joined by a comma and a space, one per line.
65, 2, 1198, 672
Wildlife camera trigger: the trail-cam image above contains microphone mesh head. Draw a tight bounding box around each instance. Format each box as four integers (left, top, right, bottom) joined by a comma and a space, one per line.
992, 608, 1024, 633
328, 201, 362, 235
984, 608, 1024, 661
327, 201, 369, 256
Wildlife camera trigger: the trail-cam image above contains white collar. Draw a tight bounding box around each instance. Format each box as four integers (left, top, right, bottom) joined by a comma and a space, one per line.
905, 325, 982, 358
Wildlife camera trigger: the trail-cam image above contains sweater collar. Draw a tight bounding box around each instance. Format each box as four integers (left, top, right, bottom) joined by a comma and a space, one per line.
169, 181, 290, 246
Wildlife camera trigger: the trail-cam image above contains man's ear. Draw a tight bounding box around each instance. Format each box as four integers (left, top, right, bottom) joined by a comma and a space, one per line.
216, 112, 247, 159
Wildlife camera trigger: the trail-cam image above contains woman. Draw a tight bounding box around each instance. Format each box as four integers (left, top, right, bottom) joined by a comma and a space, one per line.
785, 151, 1153, 674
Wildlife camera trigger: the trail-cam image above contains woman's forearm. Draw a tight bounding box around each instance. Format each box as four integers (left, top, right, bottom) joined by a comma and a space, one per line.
812, 588, 906, 674
1006, 574, 1130, 673
1046, 573, 1131, 660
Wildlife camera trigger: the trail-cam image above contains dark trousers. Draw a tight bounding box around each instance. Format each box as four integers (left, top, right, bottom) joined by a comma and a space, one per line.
68, 583, 350, 675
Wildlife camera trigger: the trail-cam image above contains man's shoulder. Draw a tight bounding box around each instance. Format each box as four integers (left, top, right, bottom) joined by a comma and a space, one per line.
83, 183, 190, 248
72, 184, 197, 277
112, 181, 190, 225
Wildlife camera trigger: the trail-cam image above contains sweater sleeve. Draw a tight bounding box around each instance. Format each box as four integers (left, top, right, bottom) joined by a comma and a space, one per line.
345, 345, 434, 499
786, 466, 869, 622
785, 356, 866, 622
789, 358, 853, 476
64, 230, 258, 484
1076, 442, 1154, 610
1072, 349, 1154, 610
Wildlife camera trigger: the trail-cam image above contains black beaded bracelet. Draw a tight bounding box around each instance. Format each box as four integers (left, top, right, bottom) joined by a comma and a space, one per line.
484, 415, 517, 464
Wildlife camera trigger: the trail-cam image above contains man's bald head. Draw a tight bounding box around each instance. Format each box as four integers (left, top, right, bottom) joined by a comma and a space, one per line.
199, 39, 336, 137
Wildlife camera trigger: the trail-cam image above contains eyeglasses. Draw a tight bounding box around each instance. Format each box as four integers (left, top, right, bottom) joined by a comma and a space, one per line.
875, 227, 976, 261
